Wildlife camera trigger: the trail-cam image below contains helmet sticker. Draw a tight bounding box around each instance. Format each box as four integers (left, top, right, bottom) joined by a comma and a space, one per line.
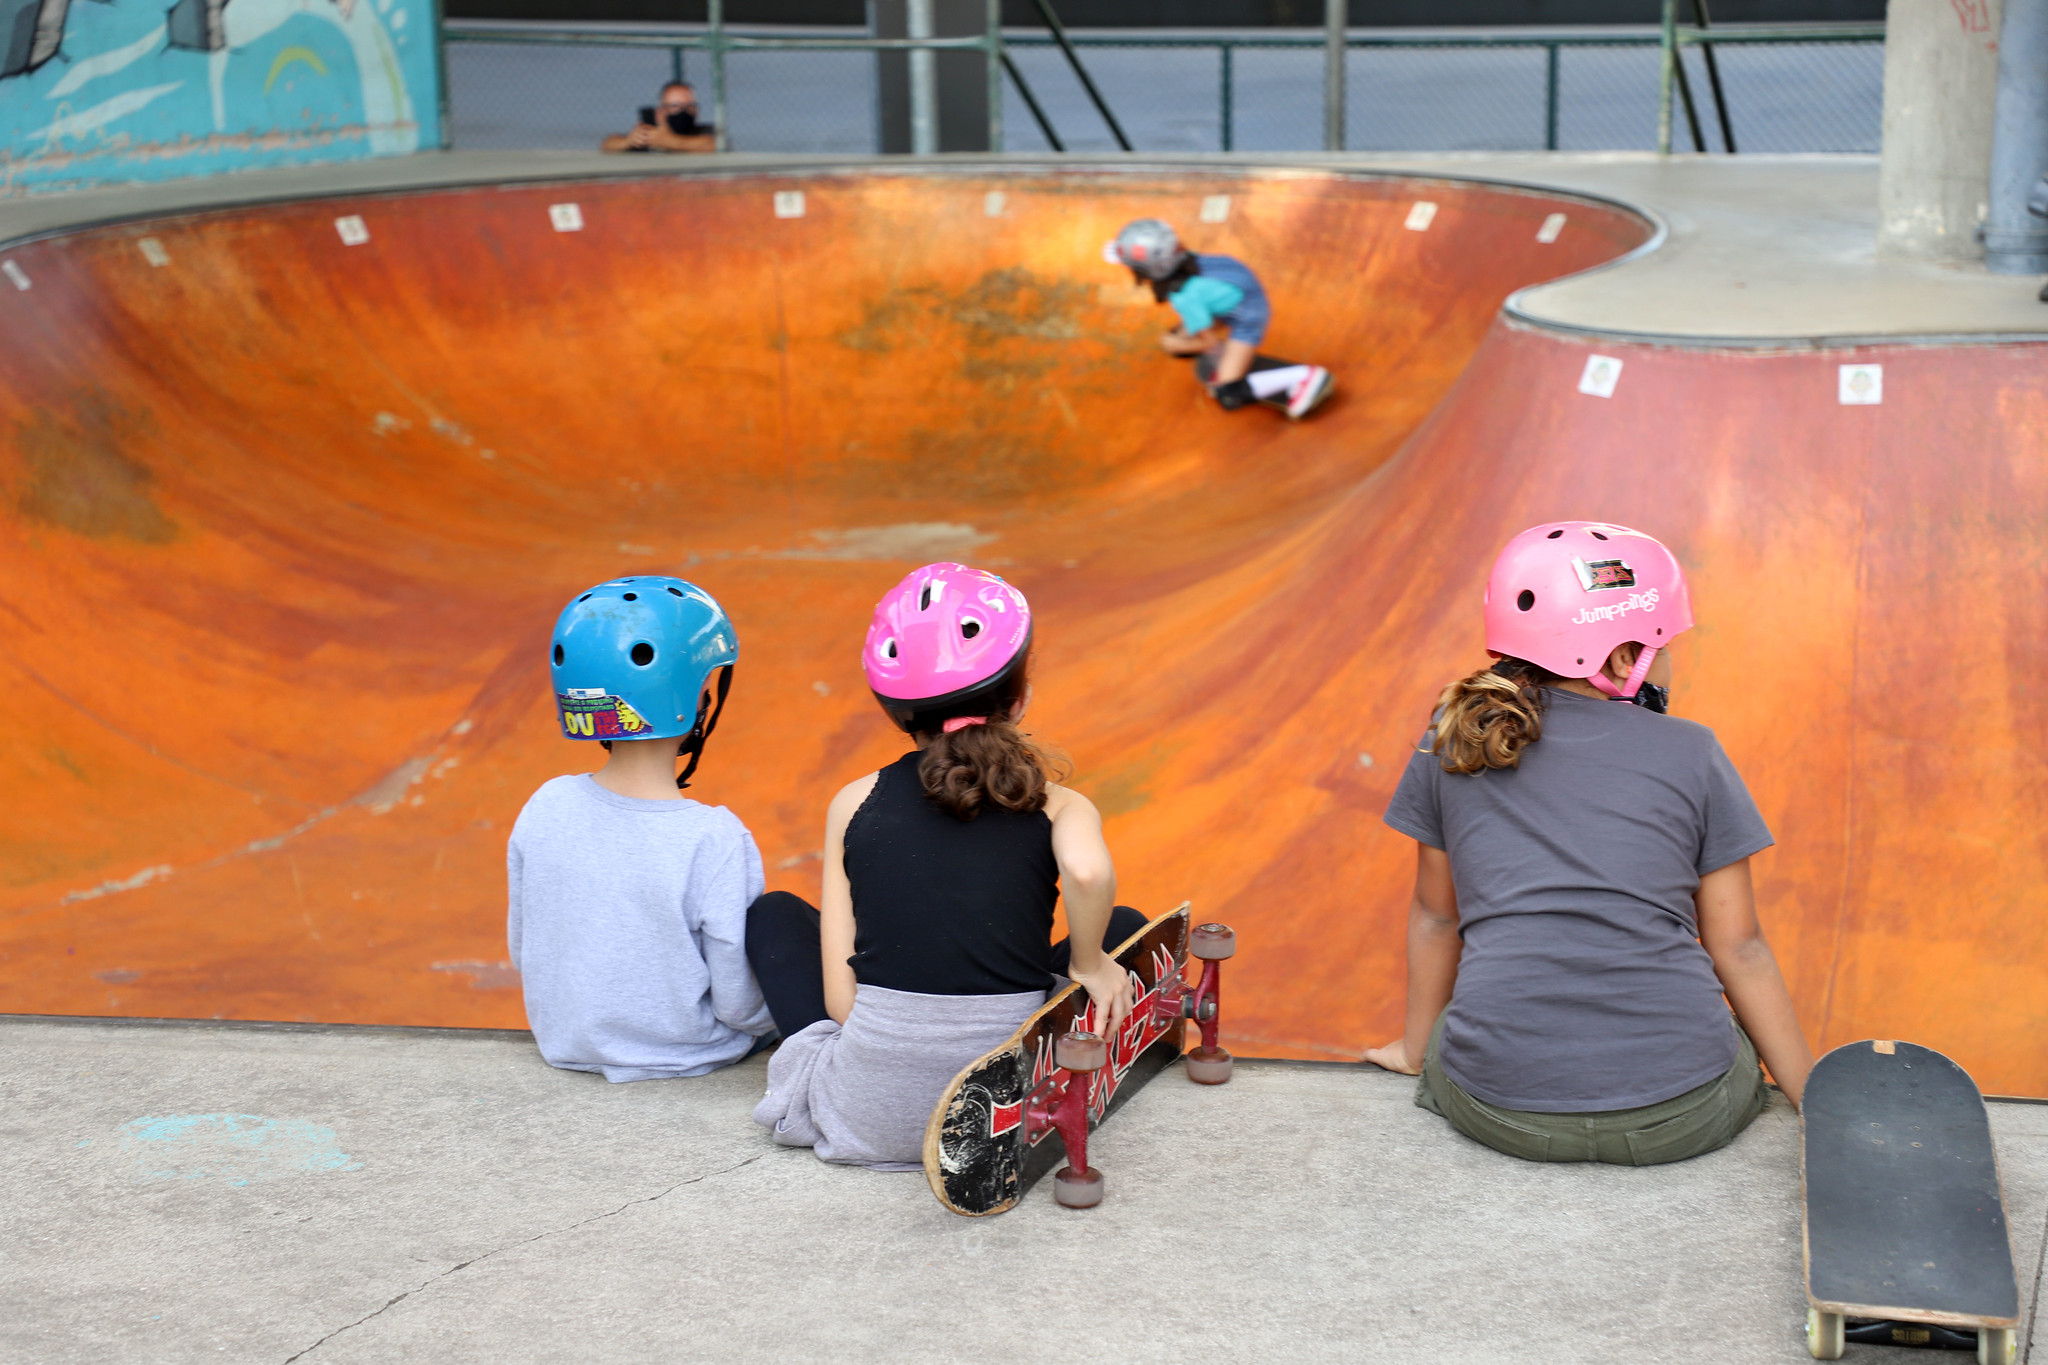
1572, 556, 1637, 592
558, 692, 652, 739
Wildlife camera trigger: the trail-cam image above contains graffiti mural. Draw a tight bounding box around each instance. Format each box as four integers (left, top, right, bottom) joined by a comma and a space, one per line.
1, 0, 439, 195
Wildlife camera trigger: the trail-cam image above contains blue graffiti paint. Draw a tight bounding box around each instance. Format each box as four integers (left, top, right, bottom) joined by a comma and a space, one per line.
1, 0, 441, 196
120, 1113, 363, 1185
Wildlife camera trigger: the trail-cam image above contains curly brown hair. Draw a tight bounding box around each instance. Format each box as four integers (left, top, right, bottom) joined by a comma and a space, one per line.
901, 653, 1069, 820
1431, 656, 1563, 774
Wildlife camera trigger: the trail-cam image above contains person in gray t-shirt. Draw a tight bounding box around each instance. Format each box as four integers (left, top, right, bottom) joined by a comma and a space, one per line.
1367, 522, 1813, 1165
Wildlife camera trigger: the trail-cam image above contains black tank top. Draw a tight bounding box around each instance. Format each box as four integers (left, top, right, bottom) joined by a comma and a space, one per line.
843, 750, 1059, 995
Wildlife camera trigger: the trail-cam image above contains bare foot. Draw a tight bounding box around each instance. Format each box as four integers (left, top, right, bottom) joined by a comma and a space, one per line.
1363, 1039, 1420, 1075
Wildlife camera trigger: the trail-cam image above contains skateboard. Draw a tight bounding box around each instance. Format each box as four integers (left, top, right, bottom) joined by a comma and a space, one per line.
1802, 1040, 2020, 1364
1194, 351, 1335, 419
921, 902, 1235, 1217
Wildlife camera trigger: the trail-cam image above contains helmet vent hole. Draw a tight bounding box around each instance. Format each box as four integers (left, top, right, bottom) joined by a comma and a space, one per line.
623, 592, 638, 601
553, 644, 564, 665
884, 638, 898, 659
1546, 529, 1564, 539
919, 584, 933, 611
1656, 628, 1663, 636
578, 594, 592, 602
1590, 531, 1608, 541
631, 642, 655, 666
667, 586, 684, 597
1577, 658, 1585, 665
1516, 590, 1535, 612
961, 620, 982, 639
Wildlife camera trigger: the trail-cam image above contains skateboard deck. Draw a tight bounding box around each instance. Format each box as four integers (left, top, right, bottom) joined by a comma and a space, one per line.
1802, 1039, 2019, 1362
922, 903, 1199, 1217
1195, 351, 1334, 418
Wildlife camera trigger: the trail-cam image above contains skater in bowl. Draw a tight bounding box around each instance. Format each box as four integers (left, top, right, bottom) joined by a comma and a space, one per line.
1105, 216, 1333, 420
1366, 522, 1813, 1164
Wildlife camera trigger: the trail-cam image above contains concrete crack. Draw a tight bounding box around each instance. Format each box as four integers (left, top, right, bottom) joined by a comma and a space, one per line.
281, 1153, 763, 1362
2023, 1196, 2048, 1364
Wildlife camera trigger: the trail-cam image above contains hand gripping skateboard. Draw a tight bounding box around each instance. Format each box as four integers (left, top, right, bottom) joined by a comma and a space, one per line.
922, 903, 1235, 1216
1802, 1040, 2020, 1364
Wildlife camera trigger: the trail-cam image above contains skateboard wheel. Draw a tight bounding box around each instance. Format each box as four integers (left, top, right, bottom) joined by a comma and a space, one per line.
1053, 1165, 1104, 1208
1185, 1045, 1234, 1085
1190, 923, 1236, 960
1978, 1328, 2015, 1365
1055, 1031, 1108, 1073
1806, 1309, 1844, 1360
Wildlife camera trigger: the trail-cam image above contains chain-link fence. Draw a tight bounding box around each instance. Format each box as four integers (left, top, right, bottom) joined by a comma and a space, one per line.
443, 21, 1883, 157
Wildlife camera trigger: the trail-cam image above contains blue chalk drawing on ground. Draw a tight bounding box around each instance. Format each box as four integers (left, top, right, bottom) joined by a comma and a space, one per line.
1, 0, 440, 195
120, 1113, 364, 1185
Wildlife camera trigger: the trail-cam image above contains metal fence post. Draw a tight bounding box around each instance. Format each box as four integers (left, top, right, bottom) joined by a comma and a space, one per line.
1544, 42, 1559, 150
985, 0, 1003, 152
671, 45, 685, 85
908, 0, 937, 154
1220, 42, 1233, 152
710, 0, 729, 152
1324, 0, 1345, 151
1657, 0, 1676, 155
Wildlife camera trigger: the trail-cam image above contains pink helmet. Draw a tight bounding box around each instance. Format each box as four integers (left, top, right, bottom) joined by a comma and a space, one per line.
863, 563, 1033, 728
1483, 521, 1694, 700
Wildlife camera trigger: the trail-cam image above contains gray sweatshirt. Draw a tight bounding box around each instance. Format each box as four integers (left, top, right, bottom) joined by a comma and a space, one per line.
507, 775, 773, 1082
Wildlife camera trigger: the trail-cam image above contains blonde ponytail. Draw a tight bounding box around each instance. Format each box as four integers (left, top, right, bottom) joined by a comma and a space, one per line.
1431, 658, 1557, 774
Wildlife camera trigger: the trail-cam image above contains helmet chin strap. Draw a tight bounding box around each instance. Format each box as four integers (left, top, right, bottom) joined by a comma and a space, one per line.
1587, 646, 1659, 701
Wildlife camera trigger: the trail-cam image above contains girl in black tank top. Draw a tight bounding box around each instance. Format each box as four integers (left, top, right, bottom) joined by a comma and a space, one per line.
841, 750, 1060, 995
743, 562, 1139, 1044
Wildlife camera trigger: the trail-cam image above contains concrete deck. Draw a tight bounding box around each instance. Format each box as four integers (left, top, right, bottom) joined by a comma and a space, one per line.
4, 1018, 2043, 1364
2, 151, 2042, 346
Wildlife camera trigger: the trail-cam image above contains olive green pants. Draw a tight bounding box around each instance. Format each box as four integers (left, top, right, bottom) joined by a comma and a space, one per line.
1415, 1013, 1769, 1165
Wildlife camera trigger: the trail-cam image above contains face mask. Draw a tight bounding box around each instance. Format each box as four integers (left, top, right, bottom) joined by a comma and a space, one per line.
1630, 682, 1670, 714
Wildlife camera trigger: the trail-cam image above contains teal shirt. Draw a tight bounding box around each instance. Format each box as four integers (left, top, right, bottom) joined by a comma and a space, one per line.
1169, 276, 1246, 335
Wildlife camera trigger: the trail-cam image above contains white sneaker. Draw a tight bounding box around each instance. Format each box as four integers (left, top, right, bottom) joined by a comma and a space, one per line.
1285, 366, 1333, 420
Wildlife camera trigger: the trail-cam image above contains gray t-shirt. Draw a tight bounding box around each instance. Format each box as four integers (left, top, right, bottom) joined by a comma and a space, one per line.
508, 775, 773, 1082
1382, 688, 1773, 1113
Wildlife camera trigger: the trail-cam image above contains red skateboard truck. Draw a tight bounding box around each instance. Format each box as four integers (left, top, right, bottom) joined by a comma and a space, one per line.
1027, 920, 1237, 1209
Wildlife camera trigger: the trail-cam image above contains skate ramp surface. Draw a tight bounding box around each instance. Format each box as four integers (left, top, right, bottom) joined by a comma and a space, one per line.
2, 164, 2043, 1095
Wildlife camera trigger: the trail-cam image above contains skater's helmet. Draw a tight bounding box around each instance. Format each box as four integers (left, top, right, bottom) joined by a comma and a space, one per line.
1105, 218, 1188, 281
550, 576, 738, 783
863, 563, 1032, 733
1483, 521, 1693, 701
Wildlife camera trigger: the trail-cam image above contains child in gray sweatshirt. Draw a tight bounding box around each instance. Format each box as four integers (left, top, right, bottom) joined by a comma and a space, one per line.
507, 576, 774, 1082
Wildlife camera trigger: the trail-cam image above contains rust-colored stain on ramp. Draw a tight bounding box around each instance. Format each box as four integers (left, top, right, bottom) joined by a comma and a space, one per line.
1, 170, 2041, 1095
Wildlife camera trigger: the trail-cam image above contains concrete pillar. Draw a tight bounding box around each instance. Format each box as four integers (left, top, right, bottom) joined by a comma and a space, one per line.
1984, 0, 2048, 272
1877, 0, 2004, 260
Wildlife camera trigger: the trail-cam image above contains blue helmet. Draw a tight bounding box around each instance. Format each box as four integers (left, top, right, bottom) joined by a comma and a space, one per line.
549, 577, 738, 788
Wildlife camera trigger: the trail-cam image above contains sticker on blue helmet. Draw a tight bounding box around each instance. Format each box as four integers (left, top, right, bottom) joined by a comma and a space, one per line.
558, 691, 654, 739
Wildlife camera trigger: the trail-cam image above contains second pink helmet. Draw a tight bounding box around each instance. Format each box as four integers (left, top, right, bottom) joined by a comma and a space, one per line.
1483, 521, 1693, 700
863, 563, 1033, 729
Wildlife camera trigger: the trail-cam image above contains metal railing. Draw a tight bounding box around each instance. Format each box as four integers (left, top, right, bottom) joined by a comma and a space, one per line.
442, 17, 1884, 156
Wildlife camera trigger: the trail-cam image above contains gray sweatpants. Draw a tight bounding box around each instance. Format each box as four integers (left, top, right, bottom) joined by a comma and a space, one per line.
1414, 1013, 1769, 1165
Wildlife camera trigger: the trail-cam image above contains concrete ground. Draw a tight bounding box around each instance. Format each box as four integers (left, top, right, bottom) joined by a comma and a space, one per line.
3, 1017, 2042, 1364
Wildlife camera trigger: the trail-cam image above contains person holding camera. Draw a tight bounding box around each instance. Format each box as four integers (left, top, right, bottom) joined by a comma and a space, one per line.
601, 81, 717, 154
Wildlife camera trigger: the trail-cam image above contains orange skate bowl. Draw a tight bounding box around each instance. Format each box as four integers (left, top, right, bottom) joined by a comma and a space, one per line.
1, 168, 2042, 1095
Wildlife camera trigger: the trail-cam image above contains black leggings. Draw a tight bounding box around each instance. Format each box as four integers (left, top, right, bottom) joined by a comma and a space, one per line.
744, 890, 1148, 1038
